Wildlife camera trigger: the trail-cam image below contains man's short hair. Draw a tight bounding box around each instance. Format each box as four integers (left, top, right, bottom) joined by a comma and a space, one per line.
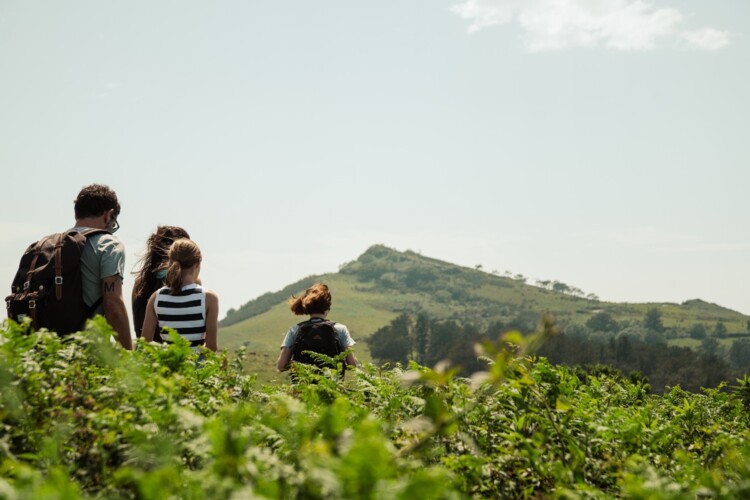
74, 184, 120, 219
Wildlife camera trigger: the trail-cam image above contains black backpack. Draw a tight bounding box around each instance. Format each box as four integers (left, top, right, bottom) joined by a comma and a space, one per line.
292, 319, 345, 375
5, 228, 108, 335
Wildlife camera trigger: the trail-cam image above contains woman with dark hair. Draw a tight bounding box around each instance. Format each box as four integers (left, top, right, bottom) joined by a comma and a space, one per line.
141, 238, 219, 351
131, 226, 191, 339
276, 283, 358, 372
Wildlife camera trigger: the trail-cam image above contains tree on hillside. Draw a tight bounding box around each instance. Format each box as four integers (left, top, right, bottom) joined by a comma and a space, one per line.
404, 266, 438, 290
714, 321, 728, 337
366, 314, 412, 365
447, 322, 487, 371
412, 313, 430, 365
688, 323, 707, 340
586, 312, 619, 333
615, 335, 633, 363
425, 320, 460, 366
552, 281, 571, 294
644, 308, 665, 333
700, 337, 721, 358
644, 329, 666, 345
729, 339, 750, 370
507, 310, 541, 334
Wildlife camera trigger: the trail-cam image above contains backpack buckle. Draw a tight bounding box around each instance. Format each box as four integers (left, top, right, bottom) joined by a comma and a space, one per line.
29, 300, 36, 309
23, 281, 30, 290
55, 277, 63, 285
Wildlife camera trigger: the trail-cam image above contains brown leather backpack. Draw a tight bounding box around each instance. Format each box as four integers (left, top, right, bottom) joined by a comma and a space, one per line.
6, 229, 108, 335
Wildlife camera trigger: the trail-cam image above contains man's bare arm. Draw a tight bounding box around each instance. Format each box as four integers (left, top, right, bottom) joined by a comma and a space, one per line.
102, 276, 133, 350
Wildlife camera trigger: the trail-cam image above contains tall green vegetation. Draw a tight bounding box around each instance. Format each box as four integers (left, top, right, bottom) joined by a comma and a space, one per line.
644, 308, 665, 332
366, 311, 748, 394
4, 319, 750, 498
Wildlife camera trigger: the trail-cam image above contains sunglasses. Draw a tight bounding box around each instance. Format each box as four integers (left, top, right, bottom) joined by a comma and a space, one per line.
109, 213, 120, 234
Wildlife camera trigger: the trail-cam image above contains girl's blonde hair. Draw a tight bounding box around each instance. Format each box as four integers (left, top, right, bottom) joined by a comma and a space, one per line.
288, 283, 331, 315
164, 238, 202, 295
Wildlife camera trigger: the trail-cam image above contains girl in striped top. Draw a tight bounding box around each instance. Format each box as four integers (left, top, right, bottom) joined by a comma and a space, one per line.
141, 239, 219, 351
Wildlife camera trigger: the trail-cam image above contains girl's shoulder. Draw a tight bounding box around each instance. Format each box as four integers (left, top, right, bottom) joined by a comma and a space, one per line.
286, 322, 303, 337
203, 289, 219, 306
330, 321, 349, 333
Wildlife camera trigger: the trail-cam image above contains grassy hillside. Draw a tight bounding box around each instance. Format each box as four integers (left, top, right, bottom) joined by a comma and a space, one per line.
219, 245, 749, 369
219, 276, 399, 370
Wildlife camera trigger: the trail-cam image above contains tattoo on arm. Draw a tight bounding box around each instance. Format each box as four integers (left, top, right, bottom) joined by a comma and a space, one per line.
104, 281, 116, 293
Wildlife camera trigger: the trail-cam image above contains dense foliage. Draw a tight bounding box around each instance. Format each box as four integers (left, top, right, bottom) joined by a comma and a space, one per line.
2, 318, 750, 498
367, 311, 750, 393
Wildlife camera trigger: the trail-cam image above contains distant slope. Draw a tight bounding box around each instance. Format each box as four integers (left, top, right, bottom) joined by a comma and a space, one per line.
219, 245, 749, 357
220, 275, 400, 362
221, 275, 326, 328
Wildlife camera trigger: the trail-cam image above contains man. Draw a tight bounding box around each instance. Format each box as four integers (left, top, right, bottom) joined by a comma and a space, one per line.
71, 184, 133, 350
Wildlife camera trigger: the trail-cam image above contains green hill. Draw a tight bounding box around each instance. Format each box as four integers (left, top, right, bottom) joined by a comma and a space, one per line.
219, 244, 749, 365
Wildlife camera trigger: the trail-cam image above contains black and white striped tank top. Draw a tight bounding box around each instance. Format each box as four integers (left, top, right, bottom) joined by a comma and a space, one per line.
154, 283, 206, 349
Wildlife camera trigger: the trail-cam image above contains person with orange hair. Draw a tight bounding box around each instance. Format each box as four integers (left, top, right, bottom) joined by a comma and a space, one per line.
276, 283, 358, 372
141, 238, 219, 352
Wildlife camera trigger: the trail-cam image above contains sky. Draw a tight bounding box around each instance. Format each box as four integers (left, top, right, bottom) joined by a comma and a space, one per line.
1, 0, 748, 325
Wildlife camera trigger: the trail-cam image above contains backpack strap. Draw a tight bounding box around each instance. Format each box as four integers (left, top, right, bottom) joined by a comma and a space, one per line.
77, 228, 110, 316
86, 297, 103, 317
297, 318, 335, 327
295, 319, 337, 337
54, 233, 65, 300
50, 229, 110, 303
20, 236, 51, 329
24, 237, 49, 291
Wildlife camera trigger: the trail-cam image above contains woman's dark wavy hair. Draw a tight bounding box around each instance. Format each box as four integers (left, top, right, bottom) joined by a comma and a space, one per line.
132, 226, 191, 300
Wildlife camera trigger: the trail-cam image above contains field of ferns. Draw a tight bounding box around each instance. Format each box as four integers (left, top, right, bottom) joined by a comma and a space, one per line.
2, 317, 750, 499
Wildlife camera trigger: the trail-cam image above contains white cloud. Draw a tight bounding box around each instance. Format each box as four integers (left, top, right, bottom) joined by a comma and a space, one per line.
450, 0, 517, 34
519, 0, 682, 51
681, 28, 730, 51
452, 0, 729, 52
